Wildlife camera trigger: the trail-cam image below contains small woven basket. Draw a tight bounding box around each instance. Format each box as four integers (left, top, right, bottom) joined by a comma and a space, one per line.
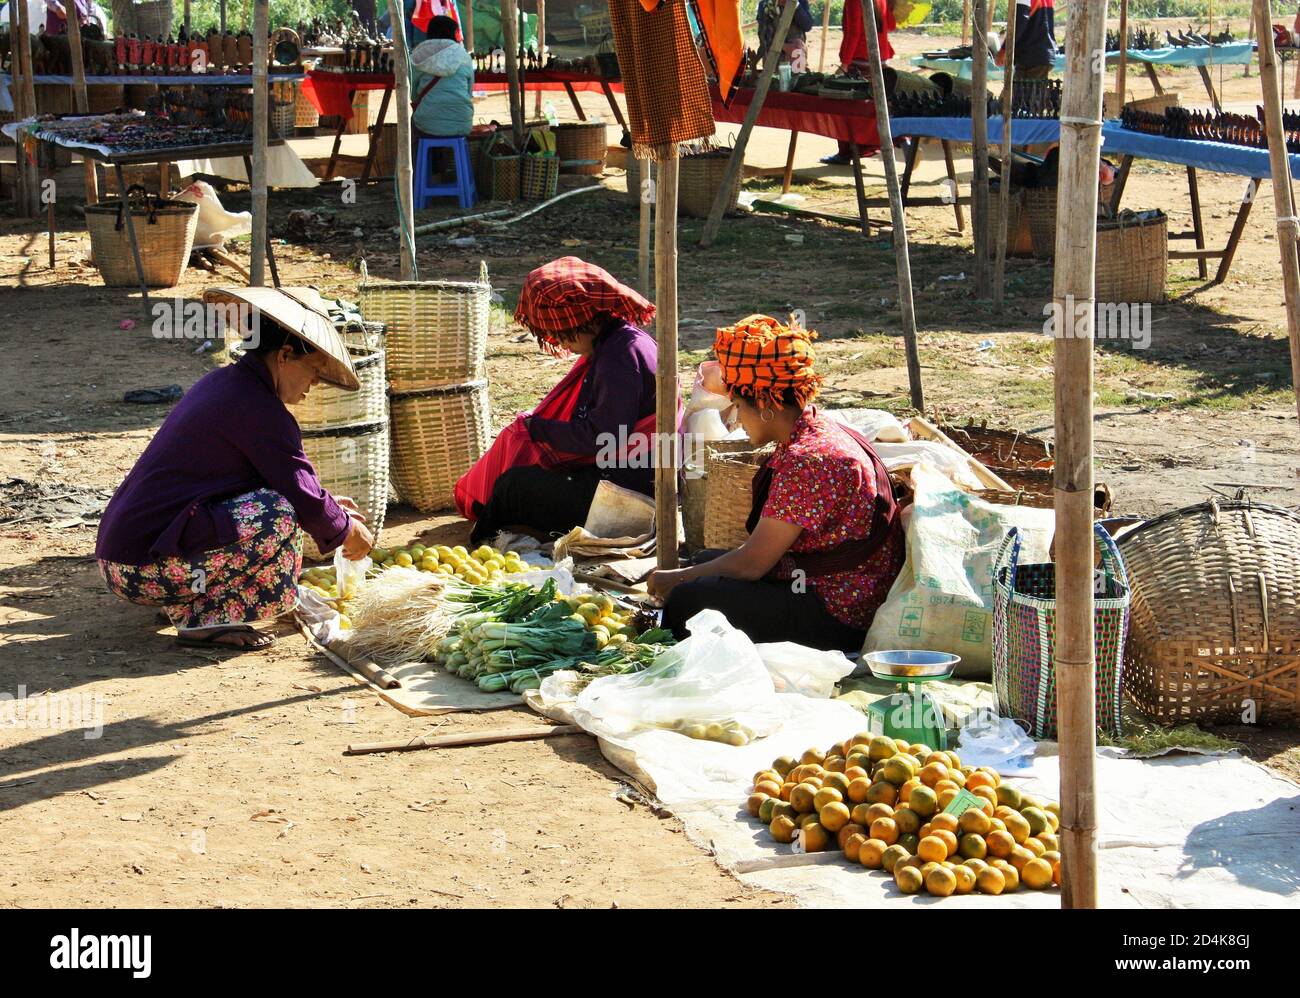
300, 419, 390, 561
702, 445, 772, 550
682, 438, 759, 552
358, 261, 490, 391
1118, 499, 1300, 726
389, 380, 491, 513
679, 148, 743, 218
554, 122, 608, 175
85, 188, 198, 288
522, 128, 560, 200
1025, 186, 1057, 259
479, 131, 522, 201
294, 81, 320, 128
295, 348, 387, 432
1095, 211, 1167, 304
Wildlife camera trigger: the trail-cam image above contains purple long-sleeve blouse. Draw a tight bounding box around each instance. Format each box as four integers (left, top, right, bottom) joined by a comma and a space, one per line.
96, 353, 351, 565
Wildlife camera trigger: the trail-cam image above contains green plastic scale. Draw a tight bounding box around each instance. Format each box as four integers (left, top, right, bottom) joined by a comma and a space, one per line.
861, 650, 961, 752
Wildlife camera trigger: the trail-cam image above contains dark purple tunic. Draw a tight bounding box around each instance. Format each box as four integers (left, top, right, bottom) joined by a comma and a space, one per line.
96, 353, 350, 565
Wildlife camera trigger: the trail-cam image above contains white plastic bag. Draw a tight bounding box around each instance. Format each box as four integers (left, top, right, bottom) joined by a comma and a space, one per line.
573, 609, 784, 746
957, 712, 1037, 772
333, 545, 371, 598
756, 642, 855, 699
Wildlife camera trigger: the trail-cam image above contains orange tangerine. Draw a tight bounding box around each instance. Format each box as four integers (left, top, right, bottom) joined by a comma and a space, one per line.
976, 866, 1006, 895
918, 762, 950, 788
769, 815, 796, 843
959, 809, 992, 836
1009, 846, 1037, 873
789, 784, 817, 814
893, 807, 921, 836
932, 829, 959, 857
754, 780, 782, 799
924, 866, 957, 897
843, 832, 868, 864
966, 770, 997, 791
929, 812, 960, 835
746, 793, 769, 818
846, 778, 873, 804
917, 835, 949, 864
1023, 837, 1046, 858
858, 837, 887, 869
812, 787, 843, 812
895, 865, 924, 894
870, 817, 899, 846
844, 766, 870, 783
800, 822, 831, 853
850, 803, 874, 827
1021, 857, 1054, 889
986, 830, 1016, 858
991, 859, 1020, 892
881, 844, 909, 873
952, 864, 977, 895
837, 822, 867, 850
864, 802, 895, 824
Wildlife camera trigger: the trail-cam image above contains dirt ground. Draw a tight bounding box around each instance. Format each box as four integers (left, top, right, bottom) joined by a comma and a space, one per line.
2, 22, 1299, 909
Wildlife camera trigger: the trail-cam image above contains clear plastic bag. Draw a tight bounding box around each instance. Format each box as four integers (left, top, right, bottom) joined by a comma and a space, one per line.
756, 642, 856, 699
333, 545, 371, 600
573, 609, 784, 746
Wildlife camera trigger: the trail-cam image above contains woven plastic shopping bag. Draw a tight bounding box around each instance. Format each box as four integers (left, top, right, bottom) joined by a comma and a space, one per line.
992, 522, 1131, 739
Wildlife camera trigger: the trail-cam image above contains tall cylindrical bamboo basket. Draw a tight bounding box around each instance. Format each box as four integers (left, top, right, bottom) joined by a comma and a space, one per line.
358, 262, 491, 391
702, 446, 772, 550
554, 122, 608, 175
300, 420, 391, 561
296, 348, 387, 431
1094, 211, 1167, 303
389, 380, 491, 513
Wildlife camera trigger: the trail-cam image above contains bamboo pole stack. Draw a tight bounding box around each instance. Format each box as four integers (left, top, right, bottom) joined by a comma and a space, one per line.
971, 0, 990, 297
388, 0, 417, 280
1052, 0, 1107, 911
12, 0, 39, 218
250, 0, 269, 285
993, 0, 1016, 308
861, 0, 923, 411
64, 6, 98, 205
1252, 0, 1300, 428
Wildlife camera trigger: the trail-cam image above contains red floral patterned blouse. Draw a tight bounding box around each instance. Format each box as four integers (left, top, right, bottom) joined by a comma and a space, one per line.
761, 406, 905, 630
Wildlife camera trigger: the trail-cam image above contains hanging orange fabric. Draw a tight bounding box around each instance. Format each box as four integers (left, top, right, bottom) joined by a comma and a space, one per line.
692, 0, 745, 100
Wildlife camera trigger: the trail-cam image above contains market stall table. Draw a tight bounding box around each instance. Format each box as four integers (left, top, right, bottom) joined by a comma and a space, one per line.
301, 68, 395, 182
7, 116, 284, 307
475, 70, 628, 143
911, 41, 1253, 110
0, 71, 307, 113
890, 115, 1300, 282
710, 86, 967, 234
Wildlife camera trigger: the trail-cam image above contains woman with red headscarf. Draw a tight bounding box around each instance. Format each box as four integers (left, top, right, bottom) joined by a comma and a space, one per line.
458, 257, 661, 545
822, 0, 896, 165
647, 315, 904, 651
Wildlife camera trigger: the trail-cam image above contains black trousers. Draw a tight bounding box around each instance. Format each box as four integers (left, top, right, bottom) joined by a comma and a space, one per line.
662, 551, 866, 652
470, 465, 603, 546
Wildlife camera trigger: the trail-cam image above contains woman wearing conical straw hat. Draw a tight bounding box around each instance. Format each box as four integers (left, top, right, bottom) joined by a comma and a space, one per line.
95, 288, 374, 650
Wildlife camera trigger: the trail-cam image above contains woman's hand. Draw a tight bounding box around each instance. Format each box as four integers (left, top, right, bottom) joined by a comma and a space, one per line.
336, 496, 366, 520
341, 514, 375, 560
647, 567, 691, 603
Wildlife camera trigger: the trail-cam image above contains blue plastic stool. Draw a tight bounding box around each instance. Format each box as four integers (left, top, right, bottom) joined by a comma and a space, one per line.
413, 136, 477, 209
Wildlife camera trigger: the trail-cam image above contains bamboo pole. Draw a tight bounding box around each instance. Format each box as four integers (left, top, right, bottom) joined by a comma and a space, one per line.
1253, 0, 1300, 428
464, 0, 474, 51
346, 725, 582, 755
534, 0, 545, 115
184, 0, 191, 33
655, 153, 680, 570
501, 0, 524, 151
639, 158, 652, 292
13, 0, 39, 218
993, 0, 1016, 308
818, 0, 832, 71
962, 0, 970, 45
64, 3, 99, 205
1116, 0, 1128, 111
220, 0, 226, 33
862, 0, 923, 411
388, 0, 417, 280
971, 0, 990, 297
250, 0, 268, 285
1053, 0, 1107, 912
699, 0, 798, 247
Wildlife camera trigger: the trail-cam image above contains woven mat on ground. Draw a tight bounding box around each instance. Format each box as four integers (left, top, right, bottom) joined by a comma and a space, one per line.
608, 0, 715, 159
525, 682, 1300, 907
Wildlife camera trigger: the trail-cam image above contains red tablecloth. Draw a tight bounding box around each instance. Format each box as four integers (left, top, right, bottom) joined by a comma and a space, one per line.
475, 70, 623, 94
711, 86, 880, 149
302, 70, 394, 120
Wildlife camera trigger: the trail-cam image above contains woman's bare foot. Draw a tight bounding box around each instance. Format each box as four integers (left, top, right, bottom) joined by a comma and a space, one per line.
175, 625, 275, 650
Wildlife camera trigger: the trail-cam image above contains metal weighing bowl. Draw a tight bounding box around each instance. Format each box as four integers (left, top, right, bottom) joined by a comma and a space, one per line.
864, 650, 961, 681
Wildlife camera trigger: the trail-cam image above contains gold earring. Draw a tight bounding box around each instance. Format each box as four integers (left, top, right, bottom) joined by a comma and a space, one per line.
760, 408, 775, 423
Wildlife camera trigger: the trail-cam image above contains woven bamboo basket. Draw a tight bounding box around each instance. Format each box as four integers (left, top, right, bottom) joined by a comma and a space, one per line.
681, 438, 756, 551
1117, 499, 1300, 726
296, 348, 387, 432
478, 131, 522, 201
986, 184, 1034, 258
133, 0, 173, 38
357, 261, 490, 390
1025, 186, 1057, 259
554, 122, 608, 175
703, 446, 773, 550
938, 420, 1053, 472
522, 152, 559, 200
679, 148, 743, 218
1095, 211, 1167, 304
85, 191, 198, 288
389, 380, 491, 513
625, 151, 743, 217
300, 420, 390, 561
294, 82, 321, 129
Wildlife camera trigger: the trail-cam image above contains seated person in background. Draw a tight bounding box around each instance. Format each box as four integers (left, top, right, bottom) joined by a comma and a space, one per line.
995, 0, 1057, 80
648, 316, 904, 652
411, 15, 475, 141
757, 0, 814, 68
458, 258, 661, 545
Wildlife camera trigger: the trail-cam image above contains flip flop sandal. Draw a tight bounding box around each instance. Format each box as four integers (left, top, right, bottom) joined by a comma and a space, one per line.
176, 626, 275, 650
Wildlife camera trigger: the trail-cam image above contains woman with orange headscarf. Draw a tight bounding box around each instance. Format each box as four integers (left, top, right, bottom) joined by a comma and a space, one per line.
647, 315, 904, 651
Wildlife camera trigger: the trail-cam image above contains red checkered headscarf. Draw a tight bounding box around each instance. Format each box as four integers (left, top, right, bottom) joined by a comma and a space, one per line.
514, 257, 656, 354
714, 314, 824, 411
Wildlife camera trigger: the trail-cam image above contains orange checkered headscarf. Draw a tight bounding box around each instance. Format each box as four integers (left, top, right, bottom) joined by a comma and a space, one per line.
514, 257, 656, 354
714, 314, 824, 411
